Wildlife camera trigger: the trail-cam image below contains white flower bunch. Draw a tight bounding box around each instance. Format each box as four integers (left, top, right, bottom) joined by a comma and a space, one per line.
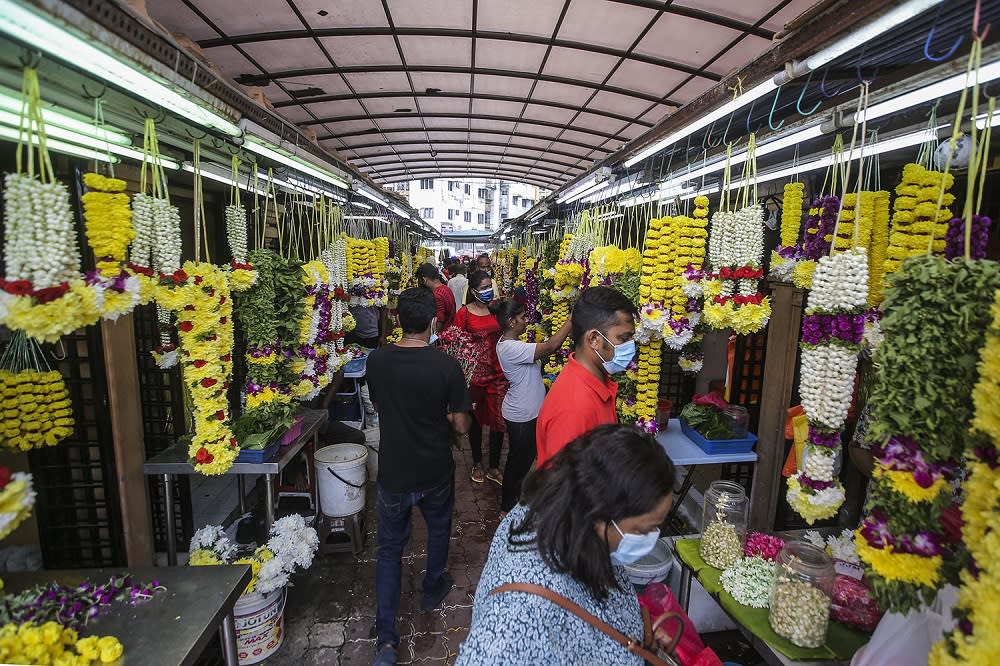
707, 211, 731, 269
663, 324, 694, 351
807, 248, 868, 312
225, 204, 248, 264
802, 528, 860, 564
255, 514, 319, 595
802, 447, 837, 482
769, 257, 797, 282
798, 345, 857, 430
720, 556, 776, 609
787, 474, 846, 509
566, 230, 597, 262
90, 274, 142, 321
190, 524, 238, 561
2, 174, 81, 288
721, 205, 764, 268
678, 355, 703, 373
256, 556, 290, 595
130, 193, 155, 268
150, 198, 182, 275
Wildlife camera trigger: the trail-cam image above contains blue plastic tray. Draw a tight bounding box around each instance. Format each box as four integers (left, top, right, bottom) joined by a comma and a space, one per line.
343, 356, 367, 375
234, 438, 281, 463
680, 420, 757, 455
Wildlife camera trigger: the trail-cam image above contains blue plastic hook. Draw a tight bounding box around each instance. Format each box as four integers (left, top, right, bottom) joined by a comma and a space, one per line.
767, 86, 785, 132
796, 71, 823, 116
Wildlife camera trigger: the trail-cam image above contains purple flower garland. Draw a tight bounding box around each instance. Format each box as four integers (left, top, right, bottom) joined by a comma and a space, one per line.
801, 195, 841, 260
944, 215, 992, 260
800, 312, 866, 347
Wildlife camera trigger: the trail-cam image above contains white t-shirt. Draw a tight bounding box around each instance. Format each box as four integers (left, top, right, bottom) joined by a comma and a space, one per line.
496, 339, 545, 423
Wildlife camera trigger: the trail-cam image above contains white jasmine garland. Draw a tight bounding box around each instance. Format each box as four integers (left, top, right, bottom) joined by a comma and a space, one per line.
150, 198, 182, 275
3, 174, 82, 288
802, 447, 837, 482
720, 556, 777, 609
798, 345, 857, 430
130, 193, 155, 268
808, 249, 868, 311
788, 474, 846, 510
707, 210, 731, 269
225, 204, 248, 263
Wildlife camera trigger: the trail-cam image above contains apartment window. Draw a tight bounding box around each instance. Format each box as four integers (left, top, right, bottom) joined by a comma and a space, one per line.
478, 213, 485, 225
421, 208, 434, 219
512, 195, 520, 206
478, 187, 489, 199
448, 181, 461, 192
464, 184, 471, 195
464, 211, 472, 224
448, 209, 455, 221
420, 179, 434, 189
523, 199, 532, 208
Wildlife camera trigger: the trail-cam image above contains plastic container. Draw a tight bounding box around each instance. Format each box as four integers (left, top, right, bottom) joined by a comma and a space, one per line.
234, 439, 281, 464
769, 541, 835, 648
623, 537, 675, 585
279, 414, 305, 447
699, 480, 748, 569
680, 420, 757, 454
723, 405, 749, 438
235, 588, 286, 665
315, 444, 368, 517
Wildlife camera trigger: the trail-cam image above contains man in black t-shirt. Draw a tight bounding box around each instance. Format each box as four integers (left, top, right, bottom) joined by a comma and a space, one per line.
367, 288, 471, 666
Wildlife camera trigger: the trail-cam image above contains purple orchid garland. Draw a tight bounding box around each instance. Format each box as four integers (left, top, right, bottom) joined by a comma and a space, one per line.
801, 195, 841, 260
944, 215, 992, 260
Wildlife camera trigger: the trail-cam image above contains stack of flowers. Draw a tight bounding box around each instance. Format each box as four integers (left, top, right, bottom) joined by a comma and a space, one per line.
523, 257, 540, 323
792, 195, 840, 289
290, 260, 335, 401
932, 286, 1000, 665
189, 514, 318, 597
322, 237, 350, 362
882, 163, 954, 282
154, 262, 239, 475
346, 237, 388, 307
0, 467, 35, 540
80, 173, 146, 321
867, 191, 891, 307
703, 204, 771, 335
663, 214, 708, 351
787, 248, 868, 524
1, 70, 99, 343
677, 195, 712, 374
859, 255, 1000, 613
0, 332, 74, 451
769, 182, 805, 281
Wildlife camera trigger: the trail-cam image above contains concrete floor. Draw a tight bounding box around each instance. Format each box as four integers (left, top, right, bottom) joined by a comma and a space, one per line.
267, 439, 504, 665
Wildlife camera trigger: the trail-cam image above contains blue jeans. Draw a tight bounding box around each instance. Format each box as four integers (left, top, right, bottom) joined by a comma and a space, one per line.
375, 476, 455, 647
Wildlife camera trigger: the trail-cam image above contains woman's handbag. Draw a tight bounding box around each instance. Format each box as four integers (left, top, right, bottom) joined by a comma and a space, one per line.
490, 582, 683, 666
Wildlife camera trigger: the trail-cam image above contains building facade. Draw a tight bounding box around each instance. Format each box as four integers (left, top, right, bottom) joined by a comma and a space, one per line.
387, 178, 544, 232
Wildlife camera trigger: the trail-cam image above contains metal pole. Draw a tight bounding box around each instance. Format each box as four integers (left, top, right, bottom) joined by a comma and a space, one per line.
163, 474, 177, 566
264, 474, 276, 531
237, 475, 247, 515
220, 613, 239, 666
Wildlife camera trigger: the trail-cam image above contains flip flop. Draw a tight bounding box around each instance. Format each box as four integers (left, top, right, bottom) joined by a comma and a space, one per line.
486, 469, 503, 486
470, 465, 485, 483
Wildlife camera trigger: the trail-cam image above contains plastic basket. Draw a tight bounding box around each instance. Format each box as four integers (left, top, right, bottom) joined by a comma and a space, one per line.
235, 439, 281, 464
680, 419, 757, 455
280, 414, 306, 446
343, 356, 367, 375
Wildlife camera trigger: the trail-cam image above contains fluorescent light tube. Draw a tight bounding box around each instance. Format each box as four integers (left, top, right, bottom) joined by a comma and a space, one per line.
860, 59, 1000, 124
243, 135, 349, 191
556, 174, 599, 203
0, 119, 179, 169
623, 79, 777, 169
353, 201, 373, 210
0, 90, 131, 146
182, 162, 266, 195
0, 123, 116, 164
0, 0, 241, 136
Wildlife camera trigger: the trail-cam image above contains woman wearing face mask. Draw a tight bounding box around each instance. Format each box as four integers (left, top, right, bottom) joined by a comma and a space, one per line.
453, 270, 507, 485
489, 299, 572, 514
456, 424, 676, 665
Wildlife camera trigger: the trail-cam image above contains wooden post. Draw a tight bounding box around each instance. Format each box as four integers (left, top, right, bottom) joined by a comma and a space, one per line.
749, 282, 804, 531
101, 315, 155, 567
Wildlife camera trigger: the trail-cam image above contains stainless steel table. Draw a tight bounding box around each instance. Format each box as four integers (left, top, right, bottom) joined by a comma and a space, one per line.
3, 565, 251, 666
143, 409, 328, 564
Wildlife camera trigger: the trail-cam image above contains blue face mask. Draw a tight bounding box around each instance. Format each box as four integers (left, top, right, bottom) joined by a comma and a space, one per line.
595, 331, 635, 375
610, 520, 660, 565
475, 288, 494, 303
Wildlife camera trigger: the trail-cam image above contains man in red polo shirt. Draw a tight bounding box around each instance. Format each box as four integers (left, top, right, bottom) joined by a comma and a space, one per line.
416, 262, 456, 332
536, 286, 637, 466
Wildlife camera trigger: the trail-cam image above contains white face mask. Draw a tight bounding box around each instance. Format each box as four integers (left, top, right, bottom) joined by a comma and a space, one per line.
610, 520, 660, 565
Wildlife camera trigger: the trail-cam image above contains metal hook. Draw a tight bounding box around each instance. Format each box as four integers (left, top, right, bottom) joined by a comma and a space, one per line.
184, 127, 208, 140
49, 339, 67, 362
855, 50, 879, 86
745, 97, 762, 134
18, 49, 41, 69
923, 22, 964, 61
817, 66, 847, 98
703, 120, 723, 149
720, 109, 737, 145
134, 106, 166, 124
796, 70, 823, 116
81, 82, 106, 100
767, 86, 785, 132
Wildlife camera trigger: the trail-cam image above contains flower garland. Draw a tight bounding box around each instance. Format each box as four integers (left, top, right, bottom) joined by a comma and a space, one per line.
834, 192, 874, 252
944, 216, 991, 260
787, 248, 868, 524
882, 163, 953, 282
932, 287, 1000, 664
0, 574, 164, 630
0, 331, 75, 452
0, 622, 123, 665
720, 556, 776, 609
769, 182, 804, 281
346, 237, 387, 306
859, 256, 1000, 613
662, 214, 707, 350
635, 337, 662, 433
154, 262, 238, 476
867, 191, 891, 307
290, 260, 339, 401
792, 195, 840, 290
678, 196, 711, 374
637, 217, 671, 341
0, 469, 35, 540
703, 204, 770, 335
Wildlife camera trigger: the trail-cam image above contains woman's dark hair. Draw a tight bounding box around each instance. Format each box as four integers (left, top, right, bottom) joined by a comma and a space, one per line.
489, 299, 525, 331
466, 269, 492, 303
396, 287, 436, 333
510, 424, 676, 601
571, 286, 636, 345
415, 262, 442, 284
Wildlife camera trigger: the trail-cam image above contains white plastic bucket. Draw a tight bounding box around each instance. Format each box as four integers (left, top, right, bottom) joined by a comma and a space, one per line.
315, 443, 368, 517
235, 588, 286, 665
365, 442, 379, 483
623, 538, 675, 586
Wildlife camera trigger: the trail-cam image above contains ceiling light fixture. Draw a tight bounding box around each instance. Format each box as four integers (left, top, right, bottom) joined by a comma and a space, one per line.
242, 120, 350, 190
0, 0, 241, 136
0, 118, 179, 169
0, 89, 132, 146
0, 123, 117, 164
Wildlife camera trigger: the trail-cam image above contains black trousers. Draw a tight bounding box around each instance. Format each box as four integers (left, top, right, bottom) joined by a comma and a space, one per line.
469, 414, 503, 470
501, 418, 537, 511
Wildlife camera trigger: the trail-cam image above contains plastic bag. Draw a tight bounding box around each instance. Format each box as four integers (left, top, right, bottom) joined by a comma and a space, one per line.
639, 584, 722, 666
830, 575, 882, 632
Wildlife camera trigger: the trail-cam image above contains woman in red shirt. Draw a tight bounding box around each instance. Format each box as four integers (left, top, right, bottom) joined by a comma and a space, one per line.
455, 270, 506, 485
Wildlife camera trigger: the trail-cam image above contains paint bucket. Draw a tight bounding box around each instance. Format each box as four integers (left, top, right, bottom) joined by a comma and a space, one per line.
234, 587, 286, 665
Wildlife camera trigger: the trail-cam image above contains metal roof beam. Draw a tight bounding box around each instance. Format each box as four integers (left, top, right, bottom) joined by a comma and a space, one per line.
360, 150, 583, 172
343, 138, 606, 162
606, 0, 776, 39
198, 27, 724, 81
369, 158, 573, 179
324, 127, 612, 154
370, 166, 562, 186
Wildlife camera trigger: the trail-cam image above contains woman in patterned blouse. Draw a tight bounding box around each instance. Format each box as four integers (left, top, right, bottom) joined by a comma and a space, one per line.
457, 424, 677, 665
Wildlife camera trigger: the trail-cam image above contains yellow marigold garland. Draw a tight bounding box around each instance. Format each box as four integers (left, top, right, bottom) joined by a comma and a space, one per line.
884, 163, 954, 283
0, 369, 74, 451
80, 173, 133, 277
872, 465, 948, 504
155, 262, 237, 475
780, 182, 805, 248
0, 621, 123, 665
868, 190, 891, 306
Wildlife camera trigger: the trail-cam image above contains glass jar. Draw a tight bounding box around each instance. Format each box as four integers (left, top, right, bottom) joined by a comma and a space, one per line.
699, 480, 748, 569
768, 541, 835, 648
723, 405, 749, 438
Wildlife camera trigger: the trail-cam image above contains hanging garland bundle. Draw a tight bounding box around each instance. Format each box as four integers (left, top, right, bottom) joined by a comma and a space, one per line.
80, 173, 147, 322
882, 163, 954, 281
679, 195, 711, 374
868, 191, 891, 306
1, 68, 99, 343
0, 332, 74, 452
662, 214, 708, 351
634, 337, 662, 433
769, 182, 805, 281
637, 217, 671, 341
291, 260, 337, 401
